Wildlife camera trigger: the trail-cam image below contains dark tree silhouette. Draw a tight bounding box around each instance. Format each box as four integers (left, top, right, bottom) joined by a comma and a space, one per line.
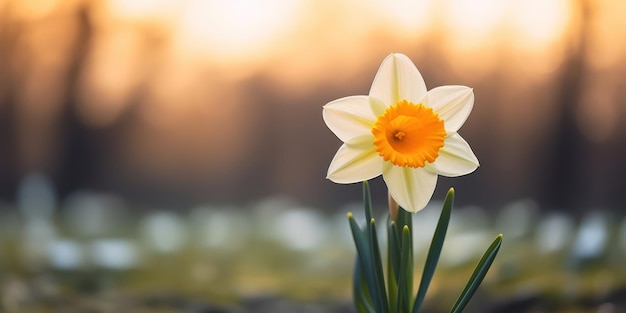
540, 0, 593, 213
53, 4, 98, 198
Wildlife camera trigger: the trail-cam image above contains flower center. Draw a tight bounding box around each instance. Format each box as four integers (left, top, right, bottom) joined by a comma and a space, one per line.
371, 100, 446, 168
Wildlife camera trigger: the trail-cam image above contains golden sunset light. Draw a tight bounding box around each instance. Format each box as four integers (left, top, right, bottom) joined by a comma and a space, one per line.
95, 0, 576, 76
2, 0, 624, 199
2, 1, 626, 310
174, 0, 304, 61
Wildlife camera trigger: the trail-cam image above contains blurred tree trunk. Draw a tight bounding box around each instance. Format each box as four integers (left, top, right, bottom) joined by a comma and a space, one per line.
54, 4, 97, 198
0, 5, 19, 200
540, 0, 592, 214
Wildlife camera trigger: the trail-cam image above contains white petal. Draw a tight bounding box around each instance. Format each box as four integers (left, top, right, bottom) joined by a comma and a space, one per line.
327, 135, 382, 183
433, 133, 479, 177
382, 163, 438, 213
427, 85, 474, 133
369, 97, 387, 117
369, 53, 427, 106
323, 96, 377, 142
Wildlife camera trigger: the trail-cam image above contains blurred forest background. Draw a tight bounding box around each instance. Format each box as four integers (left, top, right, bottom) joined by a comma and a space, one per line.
1, 0, 626, 312
0, 0, 625, 212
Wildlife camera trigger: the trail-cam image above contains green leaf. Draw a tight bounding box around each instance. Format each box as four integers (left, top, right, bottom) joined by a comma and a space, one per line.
369, 218, 389, 313
396, 226, 412, 313
353, 257, 376, 313
449, 234, 503, 313
396, 205, 413, 231
348, 213, 386, 313
349, 182, 391, 313
413, 187, 454, 313
363, 181, 374, 223
396, 208, 413, 308
387, 220, 400, 313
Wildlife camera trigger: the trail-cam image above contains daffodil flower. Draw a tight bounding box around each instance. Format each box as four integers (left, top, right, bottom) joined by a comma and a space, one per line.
323, 53, 479, 213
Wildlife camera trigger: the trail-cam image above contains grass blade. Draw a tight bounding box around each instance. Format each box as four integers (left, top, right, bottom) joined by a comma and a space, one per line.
353, 257, 376, 313
413, 187, 454, 313
387, 220, 400, 313
363, 181, 373, 223
396, 207, 413, 309
348, 213, 386, 313
449, 234, 503, 313
369, 218, 389, 313
396, 225, 412, 313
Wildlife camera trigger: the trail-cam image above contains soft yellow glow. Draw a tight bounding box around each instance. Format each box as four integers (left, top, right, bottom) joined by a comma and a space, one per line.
508, 0, 571, 50
372, 0, 433, 34
444, 0, 507, 37
78, 32, 143, 128
444, 0, 570, 51
26, 0, 578, 131
175, 0, 303, 61
445, 0, 506, 48
583, 1, 626, 70
9, 0, 60, 20
99, 0, 572, 79
107, 0, 175, 20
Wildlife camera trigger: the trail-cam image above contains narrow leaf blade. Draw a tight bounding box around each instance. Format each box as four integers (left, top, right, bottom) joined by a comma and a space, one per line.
396, 206, 413, 305
413, 187, 455, 313
353, 257, 376, 313
363, 181, 373, 223
369, 218, 389, 313
396, 226, 412, 313
449, 234, 503, 313
387, 220, 400, 313
348, 213, 386, 313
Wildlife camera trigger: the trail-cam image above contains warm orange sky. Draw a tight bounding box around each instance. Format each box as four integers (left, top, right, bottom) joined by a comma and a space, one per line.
64, 0, 579, 126
2, 0, 626, 209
